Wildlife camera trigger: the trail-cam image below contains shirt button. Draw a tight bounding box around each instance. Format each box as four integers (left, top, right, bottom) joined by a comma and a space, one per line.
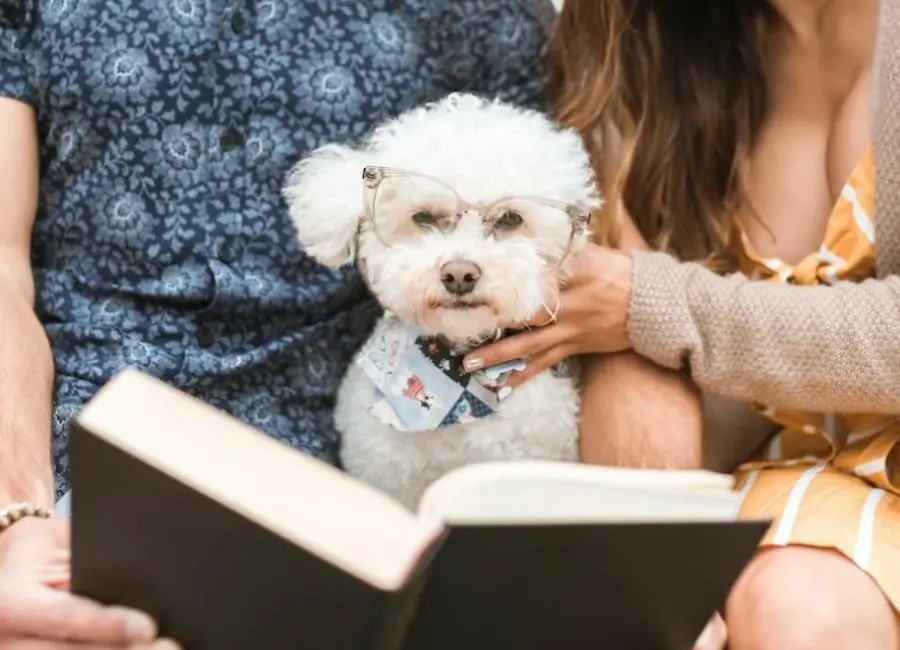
219, 241, 238, 264
230, 11, 248, 34
219, 128, 244, 152
197, 326, 216, 349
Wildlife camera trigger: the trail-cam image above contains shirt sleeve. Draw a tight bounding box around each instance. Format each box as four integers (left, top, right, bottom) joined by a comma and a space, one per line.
0, 0, 32, 102
434, 0, 556, 111
627, 250, 900, 414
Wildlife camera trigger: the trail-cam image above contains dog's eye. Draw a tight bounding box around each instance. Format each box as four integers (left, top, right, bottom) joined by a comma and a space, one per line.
494, 211, 523, 230
411, 211, 437, 228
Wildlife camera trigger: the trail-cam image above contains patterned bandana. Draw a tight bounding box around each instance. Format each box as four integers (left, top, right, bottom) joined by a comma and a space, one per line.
354, 313, 526, 432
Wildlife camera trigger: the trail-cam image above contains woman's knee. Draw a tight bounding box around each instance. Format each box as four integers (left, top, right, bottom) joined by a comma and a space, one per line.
726, 546, 898, 650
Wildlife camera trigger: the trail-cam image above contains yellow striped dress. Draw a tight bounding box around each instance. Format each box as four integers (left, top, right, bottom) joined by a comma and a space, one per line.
734, 143, 899, 611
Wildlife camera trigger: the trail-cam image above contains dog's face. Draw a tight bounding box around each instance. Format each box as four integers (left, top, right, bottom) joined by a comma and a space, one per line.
284, 94, 602, 344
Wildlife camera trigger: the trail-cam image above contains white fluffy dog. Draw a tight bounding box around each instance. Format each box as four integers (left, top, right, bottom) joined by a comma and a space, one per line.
284, 93, 602, 509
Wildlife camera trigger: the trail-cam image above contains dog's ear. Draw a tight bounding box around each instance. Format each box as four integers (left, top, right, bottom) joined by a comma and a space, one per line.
283, 143, 368, 268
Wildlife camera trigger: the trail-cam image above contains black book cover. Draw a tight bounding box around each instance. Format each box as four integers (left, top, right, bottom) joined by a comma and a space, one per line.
68, 370, 770, 650
403, 521, 768, 650
70, 423, 428, 650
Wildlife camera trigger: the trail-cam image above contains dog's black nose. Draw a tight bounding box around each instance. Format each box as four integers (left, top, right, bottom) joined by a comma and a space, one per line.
441, 261, 481, 295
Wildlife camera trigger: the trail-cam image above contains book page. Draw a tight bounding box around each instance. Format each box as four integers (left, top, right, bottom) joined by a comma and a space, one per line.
76, 370, 444, 591
418, 461, 741, 525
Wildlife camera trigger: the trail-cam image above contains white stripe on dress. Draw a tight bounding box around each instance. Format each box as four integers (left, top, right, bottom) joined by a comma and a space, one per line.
842, 185, 876, 242
818, 245, 846, 267
735, 470, 760, 511
852, 489, 885, 570
766, 434, 782, 460
847, 419, 899, 446
853, 457, 887, 478
772, 464, 826, 545
819, 247, 845, 284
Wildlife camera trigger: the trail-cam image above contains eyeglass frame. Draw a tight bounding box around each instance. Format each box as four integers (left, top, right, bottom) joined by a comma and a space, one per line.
359, 165, 592, 260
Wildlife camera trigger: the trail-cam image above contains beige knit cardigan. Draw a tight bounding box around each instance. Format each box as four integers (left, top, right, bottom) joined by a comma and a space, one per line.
627, 0, 900, 414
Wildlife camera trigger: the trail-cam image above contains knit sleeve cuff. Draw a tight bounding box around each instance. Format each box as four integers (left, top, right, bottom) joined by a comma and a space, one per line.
626, 250, 702, 371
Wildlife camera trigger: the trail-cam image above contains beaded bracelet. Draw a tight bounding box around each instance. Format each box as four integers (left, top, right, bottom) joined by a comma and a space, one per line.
0, 502, 52, 535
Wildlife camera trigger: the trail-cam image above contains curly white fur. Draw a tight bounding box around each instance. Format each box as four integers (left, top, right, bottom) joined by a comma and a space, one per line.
283, 93, 602, 509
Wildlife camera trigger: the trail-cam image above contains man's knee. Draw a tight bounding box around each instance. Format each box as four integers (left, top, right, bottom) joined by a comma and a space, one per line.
578, 352, 701, 468
726, 546, 898, 650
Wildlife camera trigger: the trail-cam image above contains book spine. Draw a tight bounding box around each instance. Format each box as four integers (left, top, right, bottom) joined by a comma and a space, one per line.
367, 531, 447, 650
368, 568, 431, 650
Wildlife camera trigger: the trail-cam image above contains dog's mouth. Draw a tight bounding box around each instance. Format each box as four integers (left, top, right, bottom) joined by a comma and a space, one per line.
428, 297, 493, 311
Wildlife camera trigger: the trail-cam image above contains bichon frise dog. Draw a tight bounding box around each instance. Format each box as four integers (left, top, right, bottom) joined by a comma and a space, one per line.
284, 93, 602, 509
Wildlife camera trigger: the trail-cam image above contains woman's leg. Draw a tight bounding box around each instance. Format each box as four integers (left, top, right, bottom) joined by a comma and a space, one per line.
579, 357, 900, 648
726, 546, 898, 650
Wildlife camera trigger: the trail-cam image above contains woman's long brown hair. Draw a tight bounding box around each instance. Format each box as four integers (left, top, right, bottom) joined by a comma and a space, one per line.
551, 0, 784, 266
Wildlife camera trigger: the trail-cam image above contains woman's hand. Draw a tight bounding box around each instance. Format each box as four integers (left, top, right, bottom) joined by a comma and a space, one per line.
463, 244, 635, 386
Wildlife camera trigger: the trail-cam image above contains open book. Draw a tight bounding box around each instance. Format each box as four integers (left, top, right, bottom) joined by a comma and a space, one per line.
69, 370, 769, 650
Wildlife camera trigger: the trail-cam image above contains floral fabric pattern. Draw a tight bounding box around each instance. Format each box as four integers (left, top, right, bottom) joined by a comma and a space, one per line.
0, 0, 553, 497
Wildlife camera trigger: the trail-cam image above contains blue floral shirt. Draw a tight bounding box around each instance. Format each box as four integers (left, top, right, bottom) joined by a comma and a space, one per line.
0, 0, 552, 498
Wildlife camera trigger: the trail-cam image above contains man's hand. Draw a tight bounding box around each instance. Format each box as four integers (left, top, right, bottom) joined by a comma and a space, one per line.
0, 517, 178, 649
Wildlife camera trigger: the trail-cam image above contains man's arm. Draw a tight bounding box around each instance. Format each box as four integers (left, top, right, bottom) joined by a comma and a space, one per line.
0, 97, 54, 507
579, 352, 703, 468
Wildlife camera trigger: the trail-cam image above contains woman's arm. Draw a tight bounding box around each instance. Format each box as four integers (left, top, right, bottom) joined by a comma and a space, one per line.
579, 206, 776, 472
629, 251, 900, 413
629, 1, 900, 413
590, 0, 900, 430
579, 203, 706, 468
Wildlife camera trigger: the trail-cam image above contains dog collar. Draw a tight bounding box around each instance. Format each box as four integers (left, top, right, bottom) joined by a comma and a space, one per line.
353, 313, 525, 432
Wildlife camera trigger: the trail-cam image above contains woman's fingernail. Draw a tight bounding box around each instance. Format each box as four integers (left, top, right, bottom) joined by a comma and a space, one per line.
463, 357, 484, 372
114, 608, 157, 642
